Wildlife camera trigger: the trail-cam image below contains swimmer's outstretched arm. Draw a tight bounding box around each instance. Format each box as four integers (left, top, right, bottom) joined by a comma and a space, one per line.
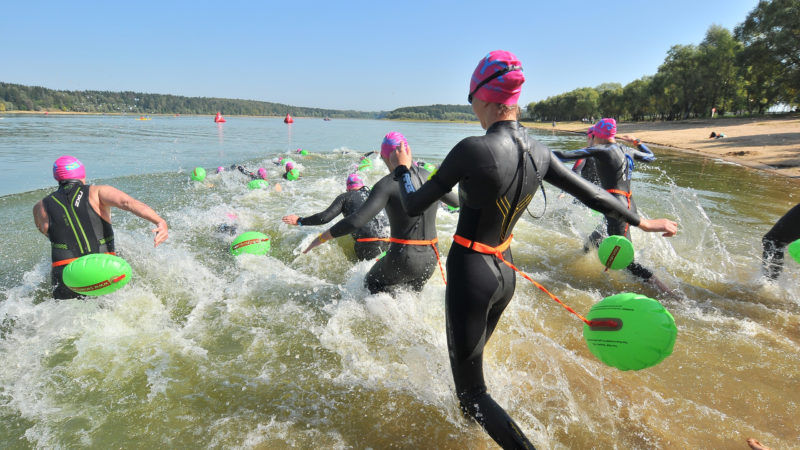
283, 193, 348, 226
303, 178, 392, 253
545, 153, 676, 236
94, 185, 169, 247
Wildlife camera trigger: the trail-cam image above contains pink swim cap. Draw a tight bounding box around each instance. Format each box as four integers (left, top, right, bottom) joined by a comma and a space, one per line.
285, 161, 296, 171
257, 168, 267, 179
53, 155, 85, 181
346, 173, 364, 190
593, 118, 617, 140
380, 131, 407, 158
587, 126, 595, 137
468, 50, 524, 105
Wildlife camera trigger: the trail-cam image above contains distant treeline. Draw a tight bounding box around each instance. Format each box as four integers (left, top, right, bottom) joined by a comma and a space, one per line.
384, 104, 475, 121
528, 0, 799, 121
0, 82, 379, 119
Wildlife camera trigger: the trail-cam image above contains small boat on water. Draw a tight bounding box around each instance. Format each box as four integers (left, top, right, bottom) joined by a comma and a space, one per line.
323, 117, 331, 121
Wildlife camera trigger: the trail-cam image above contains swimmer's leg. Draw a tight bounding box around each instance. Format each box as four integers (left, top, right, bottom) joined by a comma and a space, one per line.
446, 247, 535, 449
761, 236, 785, 281
51, 268, 82, 300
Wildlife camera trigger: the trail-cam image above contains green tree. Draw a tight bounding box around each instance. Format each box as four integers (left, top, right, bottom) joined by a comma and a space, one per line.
697, 25, 743, 115
735, 0, 800, 105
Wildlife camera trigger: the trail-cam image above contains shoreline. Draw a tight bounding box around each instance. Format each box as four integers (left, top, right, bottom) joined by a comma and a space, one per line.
526, 114, 800, 179
4, 110, 798, 178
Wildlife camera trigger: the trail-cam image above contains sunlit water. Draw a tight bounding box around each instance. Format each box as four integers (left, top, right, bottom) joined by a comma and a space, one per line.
0, 115, 797, 449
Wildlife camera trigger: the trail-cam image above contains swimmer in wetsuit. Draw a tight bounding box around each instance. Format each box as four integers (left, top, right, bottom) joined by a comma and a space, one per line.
303, 132, 459, 294
552, 118, 671, 292
569, 126, 601, 185
390, 51, 677, 449
762, 202, 800, 280
33, 155, 169, 299
282, 173, 390, 260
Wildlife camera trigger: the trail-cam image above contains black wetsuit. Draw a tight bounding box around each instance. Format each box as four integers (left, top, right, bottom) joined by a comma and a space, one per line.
329, 166, 458, 294
394, 120, 640, 450
299, 187, 390, 260
41, 181, 115, 299
571, 157, 601, 185
553, 142, 655, 280
762, 203, 800, 280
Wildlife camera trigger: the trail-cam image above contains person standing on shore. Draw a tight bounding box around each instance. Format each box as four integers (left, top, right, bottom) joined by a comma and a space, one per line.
390, 50, 677, 448
33, 156, 169, 299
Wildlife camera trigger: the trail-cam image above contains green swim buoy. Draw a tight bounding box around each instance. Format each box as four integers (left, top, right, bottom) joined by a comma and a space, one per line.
788, 239, 800, 264
598, 235, 634, 270
583, 292, 677, 371
422, 162, 436, 172
230, 231, 271, 256
191, 167, 206, 181
285, 169, 300, 181
248, 179, 269, 190
62, 253, 132, 296
357, 159, 372, 171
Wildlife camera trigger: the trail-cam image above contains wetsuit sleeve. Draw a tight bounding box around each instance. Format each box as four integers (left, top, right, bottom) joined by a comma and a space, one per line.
552, 147, 596, 161
299, 193, 347, 226
328, 177, 391, 238
543, 152, 640, 226
632, 143, 655, 162
571, 159, 586, 174
440, 190, 460, 208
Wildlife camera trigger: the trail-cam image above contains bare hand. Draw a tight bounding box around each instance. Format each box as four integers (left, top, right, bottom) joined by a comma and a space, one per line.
392, 141, 412, 168
282, 214, 299, 225
152, 221, 169, 247
638, 218, 677, 237
303, 230, 333, 253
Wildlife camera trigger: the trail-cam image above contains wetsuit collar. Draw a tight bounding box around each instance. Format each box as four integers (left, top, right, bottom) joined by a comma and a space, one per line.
486, 120, 521, 134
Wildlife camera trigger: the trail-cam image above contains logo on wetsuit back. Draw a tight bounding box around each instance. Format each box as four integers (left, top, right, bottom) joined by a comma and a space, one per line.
74, 190, 84, 207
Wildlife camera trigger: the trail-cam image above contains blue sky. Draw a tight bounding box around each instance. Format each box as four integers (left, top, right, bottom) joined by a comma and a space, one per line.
2, 0, 759, 111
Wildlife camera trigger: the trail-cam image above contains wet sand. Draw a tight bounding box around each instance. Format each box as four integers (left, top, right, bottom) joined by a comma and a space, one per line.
527, 114, 800, 178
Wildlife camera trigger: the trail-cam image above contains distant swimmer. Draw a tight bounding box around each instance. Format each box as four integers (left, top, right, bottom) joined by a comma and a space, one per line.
234, 165, 282, 191
282, 173, 390, 260
283, 161, 300, 181
762, 202, 800, 280
303, 132, 459, 294
552, 118, 673, 294
33, 156, 169, 299
390, 50, 677, 449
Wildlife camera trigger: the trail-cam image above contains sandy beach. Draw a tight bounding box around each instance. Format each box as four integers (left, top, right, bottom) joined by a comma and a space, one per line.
527, 114, 800, 178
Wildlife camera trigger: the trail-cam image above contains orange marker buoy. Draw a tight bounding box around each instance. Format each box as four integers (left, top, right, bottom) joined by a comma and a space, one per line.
284, 114, 294, 124
214, 112, 226, 123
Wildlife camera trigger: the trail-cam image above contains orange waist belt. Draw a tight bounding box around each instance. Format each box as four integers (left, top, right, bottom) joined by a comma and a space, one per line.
606, 189, 632, 234
452, 234, 612, 328
52, 252, 116, 267
357, 237, 446, 284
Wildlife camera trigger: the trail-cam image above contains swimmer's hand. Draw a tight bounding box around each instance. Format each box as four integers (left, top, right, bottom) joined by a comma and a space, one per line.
303, 230, 333, 253
152, 220, 169, 247
282, 214, 300, 225
638, 218, 677, 237
391, 141, 412, 168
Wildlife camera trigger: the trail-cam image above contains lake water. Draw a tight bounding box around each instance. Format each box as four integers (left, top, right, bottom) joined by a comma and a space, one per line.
0, 114, 798, 449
